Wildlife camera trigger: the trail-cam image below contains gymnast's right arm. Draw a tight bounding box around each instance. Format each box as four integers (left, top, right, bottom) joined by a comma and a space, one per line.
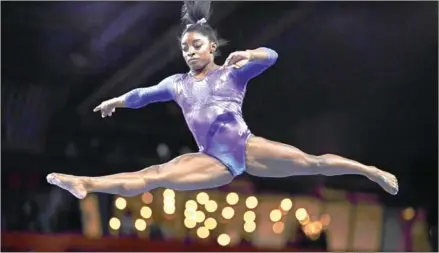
93, 75, 176, 117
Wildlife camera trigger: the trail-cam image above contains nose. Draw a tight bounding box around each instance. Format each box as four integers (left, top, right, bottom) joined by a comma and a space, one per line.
186, 51, 195, 58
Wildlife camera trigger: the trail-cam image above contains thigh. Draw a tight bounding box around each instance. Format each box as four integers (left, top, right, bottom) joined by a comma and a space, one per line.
245, 136, 315, 177
157, 153, 234, 191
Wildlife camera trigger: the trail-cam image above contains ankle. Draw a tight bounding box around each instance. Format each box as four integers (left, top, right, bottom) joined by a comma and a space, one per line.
79, 177, 92, 192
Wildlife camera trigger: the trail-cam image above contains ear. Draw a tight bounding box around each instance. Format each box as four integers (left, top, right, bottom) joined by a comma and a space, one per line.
210, 42, 217, 54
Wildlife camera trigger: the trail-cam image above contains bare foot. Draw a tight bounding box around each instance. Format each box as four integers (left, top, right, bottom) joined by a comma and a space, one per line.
370, 168, 399, 195
47, 173, 88, 199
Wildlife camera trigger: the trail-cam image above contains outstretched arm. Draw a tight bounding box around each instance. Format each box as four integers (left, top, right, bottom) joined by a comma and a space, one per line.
93, 75, 177, 117
119, 75, 176, 109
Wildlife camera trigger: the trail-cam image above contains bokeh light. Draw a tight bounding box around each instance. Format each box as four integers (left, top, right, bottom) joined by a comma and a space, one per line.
185, 200, 198, 209
243, 211, 256, 222
196, 210, 206, 223
109, 217, 121, 230
115, 197, 127, 210
226, 192, 239, 205
280, 198, 293, 211
141, 192, 153, 204
164, 205, 176, 215
204, 217, 217, 230
184, 207, 196, 219
163, 189, 175, 198
222, 206, 235, 220
196, 192, 209, 205
134, 218, 147, 231
320, 214, 331, 227
140, 206, 152, 219
205, 200, 218, 213
272, 221, 285, 234
244, 221, 256, 233
217, 234, 231, 246
196, 226, 210, 239
295, 208, 308, 221
184, 218, 197, 228
270, 209, 282, 222
245, 196, 258, 209
402, 207, 416, 221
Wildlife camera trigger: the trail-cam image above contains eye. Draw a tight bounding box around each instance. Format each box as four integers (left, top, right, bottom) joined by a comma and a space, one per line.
193, 43, 202, 49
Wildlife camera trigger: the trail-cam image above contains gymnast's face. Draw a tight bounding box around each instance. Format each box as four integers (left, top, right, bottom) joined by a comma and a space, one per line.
181, 31, 217, 71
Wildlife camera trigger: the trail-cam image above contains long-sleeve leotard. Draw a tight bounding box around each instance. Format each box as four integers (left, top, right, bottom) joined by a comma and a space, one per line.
121, 47, 278, 175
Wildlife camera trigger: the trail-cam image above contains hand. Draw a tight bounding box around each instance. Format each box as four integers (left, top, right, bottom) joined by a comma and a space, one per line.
222, 50, 252, 69
93, 98, 120, 118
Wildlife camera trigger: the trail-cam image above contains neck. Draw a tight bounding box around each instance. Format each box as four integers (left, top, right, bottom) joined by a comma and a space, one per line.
190, 61, 217, 76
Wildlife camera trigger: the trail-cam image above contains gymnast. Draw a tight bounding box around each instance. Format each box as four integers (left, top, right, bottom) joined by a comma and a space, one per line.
47, 1, 398, 199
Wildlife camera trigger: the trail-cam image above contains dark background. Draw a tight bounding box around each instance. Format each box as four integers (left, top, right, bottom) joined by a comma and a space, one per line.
1, 0, 437, 243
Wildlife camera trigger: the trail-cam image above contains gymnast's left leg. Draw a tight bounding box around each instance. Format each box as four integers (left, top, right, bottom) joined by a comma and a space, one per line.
245, 136, 398, 195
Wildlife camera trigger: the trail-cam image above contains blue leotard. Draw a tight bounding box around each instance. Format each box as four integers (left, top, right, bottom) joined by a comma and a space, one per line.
122, 47, 278, 176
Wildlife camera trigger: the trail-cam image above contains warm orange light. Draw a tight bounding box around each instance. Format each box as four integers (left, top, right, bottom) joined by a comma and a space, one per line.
272, 221, 285, 234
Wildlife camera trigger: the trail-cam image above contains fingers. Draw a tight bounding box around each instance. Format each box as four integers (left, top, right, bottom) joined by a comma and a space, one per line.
93, 105, 101, 112
223, 52, 237, 67
101, 108, 116, 118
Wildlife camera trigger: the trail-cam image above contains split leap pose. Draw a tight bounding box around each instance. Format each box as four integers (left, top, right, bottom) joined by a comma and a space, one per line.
47, 1, 398, 199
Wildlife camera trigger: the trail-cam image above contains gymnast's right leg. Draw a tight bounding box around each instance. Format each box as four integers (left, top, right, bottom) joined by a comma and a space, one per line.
46, 153, 234, 199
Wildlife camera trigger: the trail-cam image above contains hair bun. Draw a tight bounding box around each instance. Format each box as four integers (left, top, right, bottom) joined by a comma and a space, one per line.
181, 1, 212, 25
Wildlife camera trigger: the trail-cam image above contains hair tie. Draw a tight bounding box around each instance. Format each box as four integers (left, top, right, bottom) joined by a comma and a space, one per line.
186, 18, 207, 29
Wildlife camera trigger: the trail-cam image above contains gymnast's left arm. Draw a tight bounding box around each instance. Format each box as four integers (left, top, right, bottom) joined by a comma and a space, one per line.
223, 47, 278, 82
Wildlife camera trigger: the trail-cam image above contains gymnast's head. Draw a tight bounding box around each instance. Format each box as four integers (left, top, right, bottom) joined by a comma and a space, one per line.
179, 1, 226, 71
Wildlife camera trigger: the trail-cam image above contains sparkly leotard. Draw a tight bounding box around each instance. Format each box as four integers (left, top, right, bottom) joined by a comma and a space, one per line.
122, 47, 278, 176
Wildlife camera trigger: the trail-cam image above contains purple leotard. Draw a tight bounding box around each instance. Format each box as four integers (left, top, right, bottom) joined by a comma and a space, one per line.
122, 47, 278, 176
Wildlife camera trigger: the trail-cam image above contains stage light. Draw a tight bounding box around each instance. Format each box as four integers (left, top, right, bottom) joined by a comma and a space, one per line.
272, 221, 285, 234
185, 200, 198, 210
115, 197, 127, 210
140, 206, 152, 219
196, 210, 206, 223
184, 218, 197, 228
243, 210, 256, 222
299, 214, 310, 225
204, 217, 217, 230
196, 226, 210, 239
222, 206, 235, 219
134, 218, 147, 231
244, 221, 256, 233
295, 208, 307, 221
141, 192, 153, 204
280, 198, 293, 211
164, 205, 176, 215
402, 207, 415, 221
163, 189, 175, 198
217, 234, 231, 246
245, 196, 258, 209
226, 192, 239, 205
320, 214, 331, 227
109, 217, 121, 230
163, 196, 175, 205
184, 207, 196, 219
196, 192, 209, 205
205, 200, 218, 213
270, 209, 282, 222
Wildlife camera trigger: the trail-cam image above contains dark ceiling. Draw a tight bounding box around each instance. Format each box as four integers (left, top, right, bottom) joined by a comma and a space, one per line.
1, 2, 437, 208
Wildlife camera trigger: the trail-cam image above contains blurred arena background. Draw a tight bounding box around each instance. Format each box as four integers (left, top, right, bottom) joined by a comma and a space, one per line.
1, 1, 437, 252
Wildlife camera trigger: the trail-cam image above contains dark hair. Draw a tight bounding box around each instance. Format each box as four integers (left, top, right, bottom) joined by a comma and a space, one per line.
180, 1, 227, 56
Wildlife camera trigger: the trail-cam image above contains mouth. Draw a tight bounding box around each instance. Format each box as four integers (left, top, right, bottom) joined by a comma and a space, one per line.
188, 58, 199, 64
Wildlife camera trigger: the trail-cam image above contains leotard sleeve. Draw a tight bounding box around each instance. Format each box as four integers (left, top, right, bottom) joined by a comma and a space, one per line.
121, 74, 177, 109
235, 47, 278, 84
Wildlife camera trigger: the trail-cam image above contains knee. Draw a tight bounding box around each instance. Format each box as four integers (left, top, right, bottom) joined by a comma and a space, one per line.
137, 165, 163, 185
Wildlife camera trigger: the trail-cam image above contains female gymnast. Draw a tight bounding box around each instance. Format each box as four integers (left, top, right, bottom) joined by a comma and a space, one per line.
47, 1, 398, 199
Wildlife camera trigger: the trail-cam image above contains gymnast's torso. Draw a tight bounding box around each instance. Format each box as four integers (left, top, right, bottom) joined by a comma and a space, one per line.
122, 47, 278, 175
